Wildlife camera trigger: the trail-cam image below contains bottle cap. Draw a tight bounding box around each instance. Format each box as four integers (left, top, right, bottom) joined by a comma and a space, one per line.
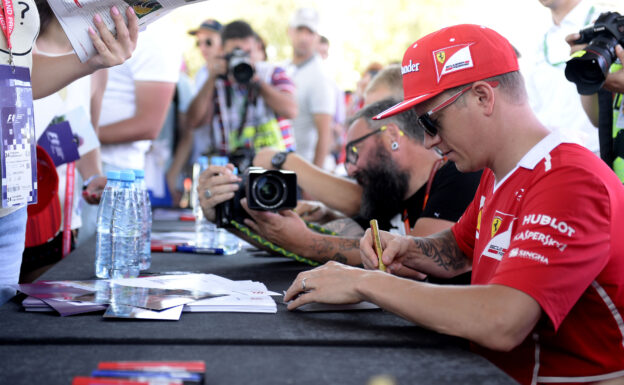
106, 170, 121, 180
120, 170, 136, 182
210, 156, 228, 167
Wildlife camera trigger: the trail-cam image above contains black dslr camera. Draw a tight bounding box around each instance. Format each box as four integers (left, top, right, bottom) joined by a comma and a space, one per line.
565, 11, 624, 95
225, 48, 255, 84
215, 167, 297, 228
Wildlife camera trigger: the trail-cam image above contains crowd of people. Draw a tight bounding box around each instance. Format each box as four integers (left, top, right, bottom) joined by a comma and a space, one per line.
1, 1, 623, 384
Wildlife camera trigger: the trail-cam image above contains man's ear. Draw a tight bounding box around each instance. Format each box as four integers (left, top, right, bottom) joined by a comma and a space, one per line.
472, 81, 496, 116
384, 122, 405, 142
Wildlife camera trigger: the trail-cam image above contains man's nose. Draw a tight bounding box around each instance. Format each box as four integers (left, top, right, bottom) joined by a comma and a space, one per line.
423, 133, 441, 150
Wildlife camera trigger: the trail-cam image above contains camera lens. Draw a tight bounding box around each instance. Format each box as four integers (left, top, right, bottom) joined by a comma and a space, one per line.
252, 174, 286, 209
565, 36, 616, 95
233, 62, 254, 83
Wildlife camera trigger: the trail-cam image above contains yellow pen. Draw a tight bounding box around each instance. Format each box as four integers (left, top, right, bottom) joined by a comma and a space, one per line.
370, 219, 386, 272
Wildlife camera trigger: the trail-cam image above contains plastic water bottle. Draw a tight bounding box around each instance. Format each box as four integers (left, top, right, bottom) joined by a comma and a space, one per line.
110, 170, 141, 279
192, 156, 214, 247
95, 171, 121, 278
133, 169, 152, 270
209, 156, 241, 255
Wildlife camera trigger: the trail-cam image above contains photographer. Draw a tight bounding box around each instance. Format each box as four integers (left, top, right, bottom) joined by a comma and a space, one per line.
566, 29, 624, 182
185, 20, 297, 155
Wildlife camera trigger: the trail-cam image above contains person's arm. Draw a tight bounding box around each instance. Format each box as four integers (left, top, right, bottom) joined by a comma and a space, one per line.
256, 79, 297, 119
603, 44, 624, 94
78, 148, 106, 204
312, 113, 333, 168
253, 147, 362, 215
290, 263, 541, 351
90, 69, 108, 132
31, 6, 138, 100
240, 199, 363, 265
284, 231, 542, 351
187, 59, 226, 130
167, 122, 193, 206
580, 94, 599, 127
98, 81, 176, 144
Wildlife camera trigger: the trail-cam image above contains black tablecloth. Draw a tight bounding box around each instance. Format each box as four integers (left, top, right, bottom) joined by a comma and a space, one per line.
0, 220, 518, 385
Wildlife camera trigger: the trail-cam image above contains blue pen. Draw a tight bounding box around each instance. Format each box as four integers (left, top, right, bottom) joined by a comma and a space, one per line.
176, 244, 225, 255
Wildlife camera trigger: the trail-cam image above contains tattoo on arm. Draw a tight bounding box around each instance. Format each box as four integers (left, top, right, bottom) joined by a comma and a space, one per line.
412, 230, 469, 273
310, 236, 361, 265
322, 218, 365, 237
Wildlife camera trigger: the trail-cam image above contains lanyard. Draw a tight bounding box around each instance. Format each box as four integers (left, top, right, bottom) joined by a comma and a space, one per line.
0, 0, 14, 68
62, 162, 76, 258
402, 157, 446, 234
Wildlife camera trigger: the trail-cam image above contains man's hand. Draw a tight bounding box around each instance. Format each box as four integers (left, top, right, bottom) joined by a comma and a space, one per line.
294, 200, 329, 223
604, 44, 624, 94
283, 261, 369, 310
86, 6, 139, 71
253, 147, 279, 169
197, 164, 241, 222
82, 175, 107, 204
240, 198, 310, 255
360, 229, 427, 280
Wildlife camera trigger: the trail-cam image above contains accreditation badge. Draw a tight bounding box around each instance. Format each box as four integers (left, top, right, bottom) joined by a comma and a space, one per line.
0, 64, 36, 207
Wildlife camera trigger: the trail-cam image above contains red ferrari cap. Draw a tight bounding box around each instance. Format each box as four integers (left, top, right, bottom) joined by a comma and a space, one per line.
375, 24, 518, 120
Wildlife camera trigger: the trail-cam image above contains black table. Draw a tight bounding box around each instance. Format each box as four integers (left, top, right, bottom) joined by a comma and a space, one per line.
0, 220, 518, 385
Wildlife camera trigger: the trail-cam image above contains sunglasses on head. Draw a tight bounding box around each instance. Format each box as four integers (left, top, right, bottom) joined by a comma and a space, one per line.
417, 80, 499, 137
196, 38, 213, 47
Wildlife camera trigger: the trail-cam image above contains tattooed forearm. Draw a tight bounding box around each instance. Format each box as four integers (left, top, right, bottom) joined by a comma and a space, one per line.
323, 218, 365, 237
411, 230, 469, 274
310, 236, 360, 265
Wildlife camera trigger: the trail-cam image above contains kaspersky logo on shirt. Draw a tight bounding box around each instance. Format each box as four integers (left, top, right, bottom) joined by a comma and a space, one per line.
433, 43, 474, 83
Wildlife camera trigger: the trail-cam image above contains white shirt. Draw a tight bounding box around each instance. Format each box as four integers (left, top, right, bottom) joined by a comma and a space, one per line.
99, 22, 181, 169
523, 0, 602, 153
285, 55, 336, 167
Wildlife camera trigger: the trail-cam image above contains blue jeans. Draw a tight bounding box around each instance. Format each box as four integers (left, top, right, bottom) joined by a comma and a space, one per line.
0, 207, 27, 305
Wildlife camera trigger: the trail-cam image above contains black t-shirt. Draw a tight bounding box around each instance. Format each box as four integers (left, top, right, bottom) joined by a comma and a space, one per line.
353, 161, 482, 232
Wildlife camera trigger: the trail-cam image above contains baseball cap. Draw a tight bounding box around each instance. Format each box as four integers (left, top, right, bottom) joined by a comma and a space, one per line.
188, 19, 223, 36
375, 24, 519, 120
290, 7, 320, 33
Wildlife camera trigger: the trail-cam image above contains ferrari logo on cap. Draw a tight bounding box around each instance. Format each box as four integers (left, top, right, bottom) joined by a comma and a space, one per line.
433, 43, 475, 83
491, 216, 502, 238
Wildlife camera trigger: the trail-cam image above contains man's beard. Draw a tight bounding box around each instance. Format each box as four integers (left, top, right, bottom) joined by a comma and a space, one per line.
355, 145, 410, 224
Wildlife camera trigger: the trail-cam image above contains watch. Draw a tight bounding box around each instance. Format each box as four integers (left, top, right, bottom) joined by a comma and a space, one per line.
271, 151, 290, 170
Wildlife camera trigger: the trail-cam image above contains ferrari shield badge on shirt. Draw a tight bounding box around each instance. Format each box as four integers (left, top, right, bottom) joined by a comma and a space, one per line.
0, 64, 36, 207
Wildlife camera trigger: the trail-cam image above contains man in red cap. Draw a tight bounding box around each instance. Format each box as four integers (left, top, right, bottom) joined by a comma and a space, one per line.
284, 24, 624, 385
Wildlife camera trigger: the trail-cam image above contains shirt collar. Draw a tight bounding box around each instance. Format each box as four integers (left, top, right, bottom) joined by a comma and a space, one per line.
517, 132, 563, 170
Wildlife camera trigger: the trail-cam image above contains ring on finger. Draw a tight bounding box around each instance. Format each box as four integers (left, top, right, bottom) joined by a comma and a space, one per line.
204, 189, 212, 199
302, 278, 307, 291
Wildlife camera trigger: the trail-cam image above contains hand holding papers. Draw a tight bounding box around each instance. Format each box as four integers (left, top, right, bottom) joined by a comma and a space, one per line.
48, 0, 210, 62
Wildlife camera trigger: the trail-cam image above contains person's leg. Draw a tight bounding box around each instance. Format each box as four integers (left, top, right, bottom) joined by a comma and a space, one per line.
0, 207, 27, 305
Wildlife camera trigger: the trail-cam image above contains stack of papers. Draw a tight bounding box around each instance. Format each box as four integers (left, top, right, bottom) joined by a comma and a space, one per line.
16, 274, 278, 320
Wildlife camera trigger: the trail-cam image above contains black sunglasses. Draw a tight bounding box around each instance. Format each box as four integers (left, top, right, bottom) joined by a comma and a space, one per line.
196, 38, 213, 47
417, 80, 499, 137
345, 126, 387, 165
